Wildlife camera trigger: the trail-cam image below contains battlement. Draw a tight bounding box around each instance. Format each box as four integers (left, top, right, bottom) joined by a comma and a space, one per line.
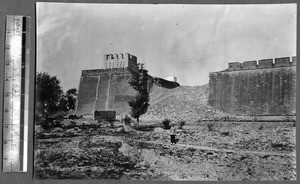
104, 53, 137, 61
228, 62, 242, 71
103, 53, 137, 70
227, 56, 296, 71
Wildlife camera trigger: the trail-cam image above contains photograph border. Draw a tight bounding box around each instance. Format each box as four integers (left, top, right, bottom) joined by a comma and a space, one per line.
0, 0, 299, 184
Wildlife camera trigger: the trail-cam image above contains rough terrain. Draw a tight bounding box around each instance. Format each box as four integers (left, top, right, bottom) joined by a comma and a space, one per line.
34, 85, 296, 180
35, 118, 296, 180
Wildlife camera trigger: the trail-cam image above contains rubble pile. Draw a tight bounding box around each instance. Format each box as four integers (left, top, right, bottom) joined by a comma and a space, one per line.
142, 84, 231, 122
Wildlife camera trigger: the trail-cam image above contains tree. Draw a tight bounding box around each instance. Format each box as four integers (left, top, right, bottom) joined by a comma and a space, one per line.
128, 63, 150, 124
58, 88, 77, 111
36, 72, 63, 117
66, 88, 77, 110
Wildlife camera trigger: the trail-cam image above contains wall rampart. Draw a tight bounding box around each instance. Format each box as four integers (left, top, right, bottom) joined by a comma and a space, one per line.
227, 56, 296, 71
209, 56, 296, 116
257, 59, 273, 69
242, 60, 257, 70
81, 68, 131, 77
228, 62, 242, 71
77, 68, 180, 115
274, 57, 290, 67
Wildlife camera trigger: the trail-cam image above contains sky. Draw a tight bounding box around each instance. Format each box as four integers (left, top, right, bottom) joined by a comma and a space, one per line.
37, 3, 296, 91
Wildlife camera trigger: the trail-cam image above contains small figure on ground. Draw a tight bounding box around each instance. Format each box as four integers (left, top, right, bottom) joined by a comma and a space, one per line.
170, 122, 177, 145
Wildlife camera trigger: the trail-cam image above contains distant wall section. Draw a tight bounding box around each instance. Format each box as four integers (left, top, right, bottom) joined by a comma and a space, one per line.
208, 56, 296, 115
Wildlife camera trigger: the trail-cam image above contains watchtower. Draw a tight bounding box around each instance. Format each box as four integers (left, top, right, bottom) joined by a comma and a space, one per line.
103, 53, 137, 70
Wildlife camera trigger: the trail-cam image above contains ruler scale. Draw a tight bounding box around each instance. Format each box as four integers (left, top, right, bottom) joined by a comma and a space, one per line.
2, 15, 30, 172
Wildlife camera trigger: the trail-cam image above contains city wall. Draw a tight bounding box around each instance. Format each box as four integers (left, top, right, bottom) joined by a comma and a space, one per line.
208, 56, 296, 115
76, 67, 179, 115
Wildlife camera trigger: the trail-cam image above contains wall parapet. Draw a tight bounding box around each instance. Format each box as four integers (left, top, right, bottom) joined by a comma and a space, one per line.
103, 52, 137, 70
81, 67, 130, 77
226, 56, 296, 71
104, 53, 137, 62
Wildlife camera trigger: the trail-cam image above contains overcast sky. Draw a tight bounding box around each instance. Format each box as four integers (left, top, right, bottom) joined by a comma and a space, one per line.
37, 3, 296, 91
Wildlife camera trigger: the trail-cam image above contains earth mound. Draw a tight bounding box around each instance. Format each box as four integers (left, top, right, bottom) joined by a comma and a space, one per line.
141, 84, 230, 122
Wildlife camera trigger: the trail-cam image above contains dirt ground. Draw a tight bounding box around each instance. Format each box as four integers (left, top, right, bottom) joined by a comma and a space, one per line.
34, 118, 296, 180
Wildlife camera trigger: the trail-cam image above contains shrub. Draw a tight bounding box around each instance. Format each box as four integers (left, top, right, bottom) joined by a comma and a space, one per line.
177, 121, 186, 129
40, 118, 61, 130
70, 120, 76, 127
108, 120, 114, 128
271, 143, 291, 151
105, 116, 115, 128
207, 122, 214, 131
40, 119, 51, 130
221, 116, 229, 121
123, 115, 132, 126
68, 114, 83, 119
35, 114, 43, 125
258, 124, 264, 130
162, 118, 171, 130
221, 131, 230, 136
292, 120, 296, 127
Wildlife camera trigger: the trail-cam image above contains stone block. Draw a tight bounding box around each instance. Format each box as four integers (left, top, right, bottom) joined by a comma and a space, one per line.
257, 59, 273, 69
274, 57, 290, 67
242, 60, 257, 70
94, 111, 116, 121
228, 62, 242, 71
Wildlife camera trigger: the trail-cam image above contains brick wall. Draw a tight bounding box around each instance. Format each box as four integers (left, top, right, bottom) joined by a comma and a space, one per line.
76, 68, 180, 115
76, 76, 99, 115
226, 56, 296, 71
208, 65, 296, 115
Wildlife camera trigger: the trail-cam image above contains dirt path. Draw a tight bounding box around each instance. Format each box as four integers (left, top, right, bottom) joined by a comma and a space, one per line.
174, 143, 295, 156
40, 134, 295, 157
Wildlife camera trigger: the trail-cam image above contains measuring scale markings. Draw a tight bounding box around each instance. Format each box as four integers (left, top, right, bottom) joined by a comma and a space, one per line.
2, 15, 30, 172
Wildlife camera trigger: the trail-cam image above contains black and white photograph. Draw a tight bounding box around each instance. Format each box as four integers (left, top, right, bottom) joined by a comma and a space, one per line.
34, 2, 296, 180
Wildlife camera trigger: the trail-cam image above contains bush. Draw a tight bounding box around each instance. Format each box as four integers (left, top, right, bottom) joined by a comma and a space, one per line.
48, 112, 65, 120
70, 120, 76, 127
221, 116, 230, 121
177, 121, 186, 129
271, 143, 292, 151
123, 115, 132, 126
258, 124, 263, 130
108, 120, 114, 128
292, 120, 296, 127
221, 131, 230, 136
40, 118, 61, 130
68, 114, 82, 119
35, 114, 43, 124
105, 116, 115, 128
40, 119, 51, 130
162, 118, 171, 130
253, 116, 258, 122
207, 122, 214, 131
